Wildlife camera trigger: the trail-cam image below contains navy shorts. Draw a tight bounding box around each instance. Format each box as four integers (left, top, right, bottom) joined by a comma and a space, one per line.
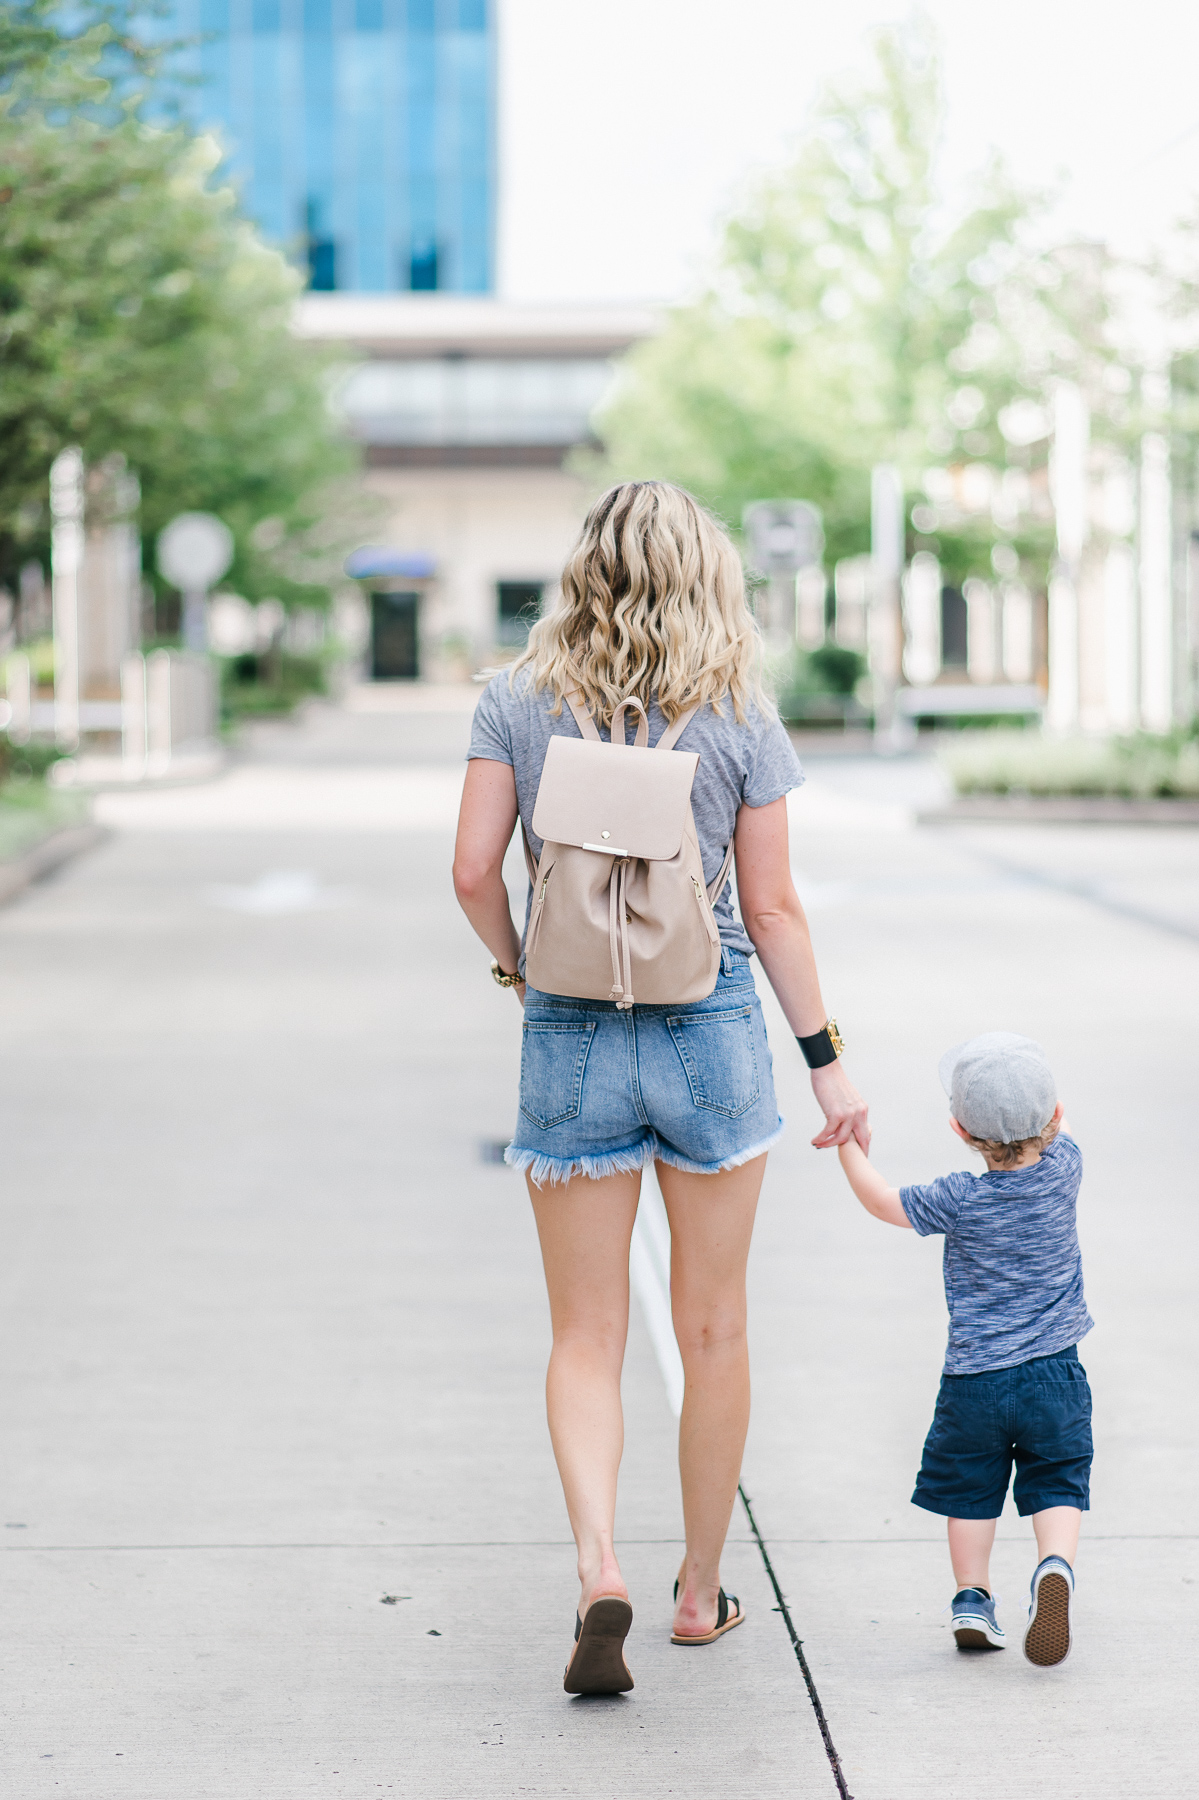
912, 1345, 1093, 1520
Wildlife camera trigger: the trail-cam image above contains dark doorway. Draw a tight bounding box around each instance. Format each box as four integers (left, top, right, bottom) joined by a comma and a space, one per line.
497, 580, 543, 646
308, 237, 337, 291
305, 197, 337, 291
371, 591, 420, 679
940, 585, 968, 669
409, 240, 439, 291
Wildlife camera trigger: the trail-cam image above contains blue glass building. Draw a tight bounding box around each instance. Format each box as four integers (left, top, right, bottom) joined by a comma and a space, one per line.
163, 0, 494, 292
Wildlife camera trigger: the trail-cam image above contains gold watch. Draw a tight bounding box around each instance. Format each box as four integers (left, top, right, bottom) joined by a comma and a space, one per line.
491, 958, 523, 988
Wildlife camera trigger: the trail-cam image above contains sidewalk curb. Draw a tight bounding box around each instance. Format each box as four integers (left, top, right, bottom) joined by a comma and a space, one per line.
919, 796, 1199, 826
0, 822, 108, 907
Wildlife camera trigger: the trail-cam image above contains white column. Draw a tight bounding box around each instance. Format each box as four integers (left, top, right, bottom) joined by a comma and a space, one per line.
795, 566, 826, 648
1103, 543, 1138, 733
1046, 575, 1079, 733
50, 447, 85, 750
79, 455, 141, 697
4, 653, 32, 745
833, 556, 870, 649
1188, 526, 1199, 725
120, 653, 148, 771
145, 648, 172, 769
870, 464, 905, 746
1139, 431, 1173, 731
1001, 582, 1035, 683
1047, 382, 1090, 733
902, 551, 941, 685
965, 578, 999, 683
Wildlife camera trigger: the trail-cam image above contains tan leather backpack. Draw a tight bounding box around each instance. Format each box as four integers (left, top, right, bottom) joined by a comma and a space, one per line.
522, 692, 733, 1010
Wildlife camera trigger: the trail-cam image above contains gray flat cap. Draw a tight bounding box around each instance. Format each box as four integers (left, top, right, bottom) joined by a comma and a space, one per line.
938, 1031, 1057, 1145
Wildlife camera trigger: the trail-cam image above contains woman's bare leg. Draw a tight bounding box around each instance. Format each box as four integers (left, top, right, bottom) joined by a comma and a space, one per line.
527, 1166, 642, 1618
657, 1152, 766, 1637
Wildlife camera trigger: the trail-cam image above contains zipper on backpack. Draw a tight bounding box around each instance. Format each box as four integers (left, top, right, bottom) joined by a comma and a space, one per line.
527, 867, 552, 955
691, 876, 719, 943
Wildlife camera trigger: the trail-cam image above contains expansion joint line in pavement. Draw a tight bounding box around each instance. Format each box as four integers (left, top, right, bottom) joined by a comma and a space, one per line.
631, 1189, 853, 1797
738, 1484, 854, 1800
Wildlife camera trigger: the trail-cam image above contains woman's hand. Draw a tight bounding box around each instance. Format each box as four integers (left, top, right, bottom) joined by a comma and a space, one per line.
809, 1060, 870, 1152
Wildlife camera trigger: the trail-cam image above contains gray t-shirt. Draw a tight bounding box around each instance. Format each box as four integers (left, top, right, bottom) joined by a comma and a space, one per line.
467, 672, 804, 960
901, 1132, 1093, 1375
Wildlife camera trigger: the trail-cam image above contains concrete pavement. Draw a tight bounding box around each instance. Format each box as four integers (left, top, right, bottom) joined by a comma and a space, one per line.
0, 691, 1195, 1798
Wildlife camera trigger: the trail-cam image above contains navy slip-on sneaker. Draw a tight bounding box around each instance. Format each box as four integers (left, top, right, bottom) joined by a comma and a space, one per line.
951, 1586, 1006, 1649
1023, 1555, 1074, 1666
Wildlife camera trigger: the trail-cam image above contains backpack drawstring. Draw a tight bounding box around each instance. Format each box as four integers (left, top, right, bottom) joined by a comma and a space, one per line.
607, 857, 635, 1010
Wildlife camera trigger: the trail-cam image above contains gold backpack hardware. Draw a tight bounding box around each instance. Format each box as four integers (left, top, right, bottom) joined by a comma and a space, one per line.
522, 692, 733, 1010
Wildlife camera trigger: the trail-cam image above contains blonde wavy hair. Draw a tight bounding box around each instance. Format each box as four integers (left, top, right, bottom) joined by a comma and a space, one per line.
509, 480, 766, 727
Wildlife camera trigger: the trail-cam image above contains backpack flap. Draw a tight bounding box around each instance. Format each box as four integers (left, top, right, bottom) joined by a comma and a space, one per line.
531, 735, 699, 861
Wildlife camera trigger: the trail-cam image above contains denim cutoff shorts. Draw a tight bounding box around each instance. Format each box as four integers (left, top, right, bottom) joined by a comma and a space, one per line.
912, 1344, 1093, 1520
505, 948, 784, 1185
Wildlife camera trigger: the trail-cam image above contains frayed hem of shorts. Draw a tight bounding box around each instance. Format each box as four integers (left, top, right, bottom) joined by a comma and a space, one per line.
504, 1141, 657, 1187
651, 1119, 785, 1177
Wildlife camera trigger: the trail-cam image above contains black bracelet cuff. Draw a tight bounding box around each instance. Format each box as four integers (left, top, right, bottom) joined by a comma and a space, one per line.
796, 1019, 844, 1068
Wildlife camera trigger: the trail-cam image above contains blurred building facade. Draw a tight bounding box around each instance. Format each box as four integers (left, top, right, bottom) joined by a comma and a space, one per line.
297, 296, 659, 677
163, 0, 494, 293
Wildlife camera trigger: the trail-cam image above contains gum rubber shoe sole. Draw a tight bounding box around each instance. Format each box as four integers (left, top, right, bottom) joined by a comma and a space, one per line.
563, 1597, 634, 1694
1023, 1571, 1072, 1666
953, 1620, 1004, 1650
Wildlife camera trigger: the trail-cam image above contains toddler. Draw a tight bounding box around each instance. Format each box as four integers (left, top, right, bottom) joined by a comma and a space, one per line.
837, 1031, 1093, 1666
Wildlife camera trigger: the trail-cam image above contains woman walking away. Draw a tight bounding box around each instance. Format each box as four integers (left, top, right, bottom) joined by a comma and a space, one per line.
453, 481, 869, 1693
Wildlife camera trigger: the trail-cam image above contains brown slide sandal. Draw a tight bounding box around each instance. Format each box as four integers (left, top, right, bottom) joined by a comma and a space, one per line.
671, 1584, 745, 1645
563, 1596, 634, 1694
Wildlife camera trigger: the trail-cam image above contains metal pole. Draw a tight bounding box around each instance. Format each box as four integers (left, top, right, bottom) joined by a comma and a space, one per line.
1047, 381, 1088, 734
182, 588, 208, 653
1139, 428, 1173, 732
870, 464, 904, 750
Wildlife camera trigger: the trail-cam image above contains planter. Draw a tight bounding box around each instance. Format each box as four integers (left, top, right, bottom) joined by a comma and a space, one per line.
778, 693, 872, 729
920, 795, 1199, 825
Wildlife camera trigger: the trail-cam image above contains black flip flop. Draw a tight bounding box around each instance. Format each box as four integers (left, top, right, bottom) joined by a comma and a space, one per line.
563, 1595, 634, 1694
671, 1582, 744, 1645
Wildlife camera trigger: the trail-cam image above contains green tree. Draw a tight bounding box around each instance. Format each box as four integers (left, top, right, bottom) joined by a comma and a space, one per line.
0, 0, 352, 604
593, 15, 1119, 587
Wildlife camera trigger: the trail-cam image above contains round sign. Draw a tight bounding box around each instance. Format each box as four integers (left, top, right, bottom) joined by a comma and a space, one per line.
157, 512, 235, 591
742, 500, 824, 575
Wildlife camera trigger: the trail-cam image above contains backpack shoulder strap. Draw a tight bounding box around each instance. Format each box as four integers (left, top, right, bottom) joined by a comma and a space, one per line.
654, 701, 702, 752
520, 822, 538, 886
706, 836, 735, 905
564, 689, 602, 742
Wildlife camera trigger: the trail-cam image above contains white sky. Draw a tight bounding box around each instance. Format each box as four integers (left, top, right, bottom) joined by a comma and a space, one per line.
497, 0, 1199, 303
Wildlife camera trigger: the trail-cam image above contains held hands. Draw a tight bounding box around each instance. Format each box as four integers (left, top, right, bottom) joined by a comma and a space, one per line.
809, 1059, 870, 1153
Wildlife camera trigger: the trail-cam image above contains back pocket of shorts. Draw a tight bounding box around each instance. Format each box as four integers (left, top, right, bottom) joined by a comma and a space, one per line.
666, 1006, 759, 1118
519, 1020, 597, 1129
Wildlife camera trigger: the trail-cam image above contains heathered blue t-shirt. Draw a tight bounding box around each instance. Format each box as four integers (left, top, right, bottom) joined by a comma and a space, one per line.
901, 1132, 1093, 1376
467, 671, 803, 963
